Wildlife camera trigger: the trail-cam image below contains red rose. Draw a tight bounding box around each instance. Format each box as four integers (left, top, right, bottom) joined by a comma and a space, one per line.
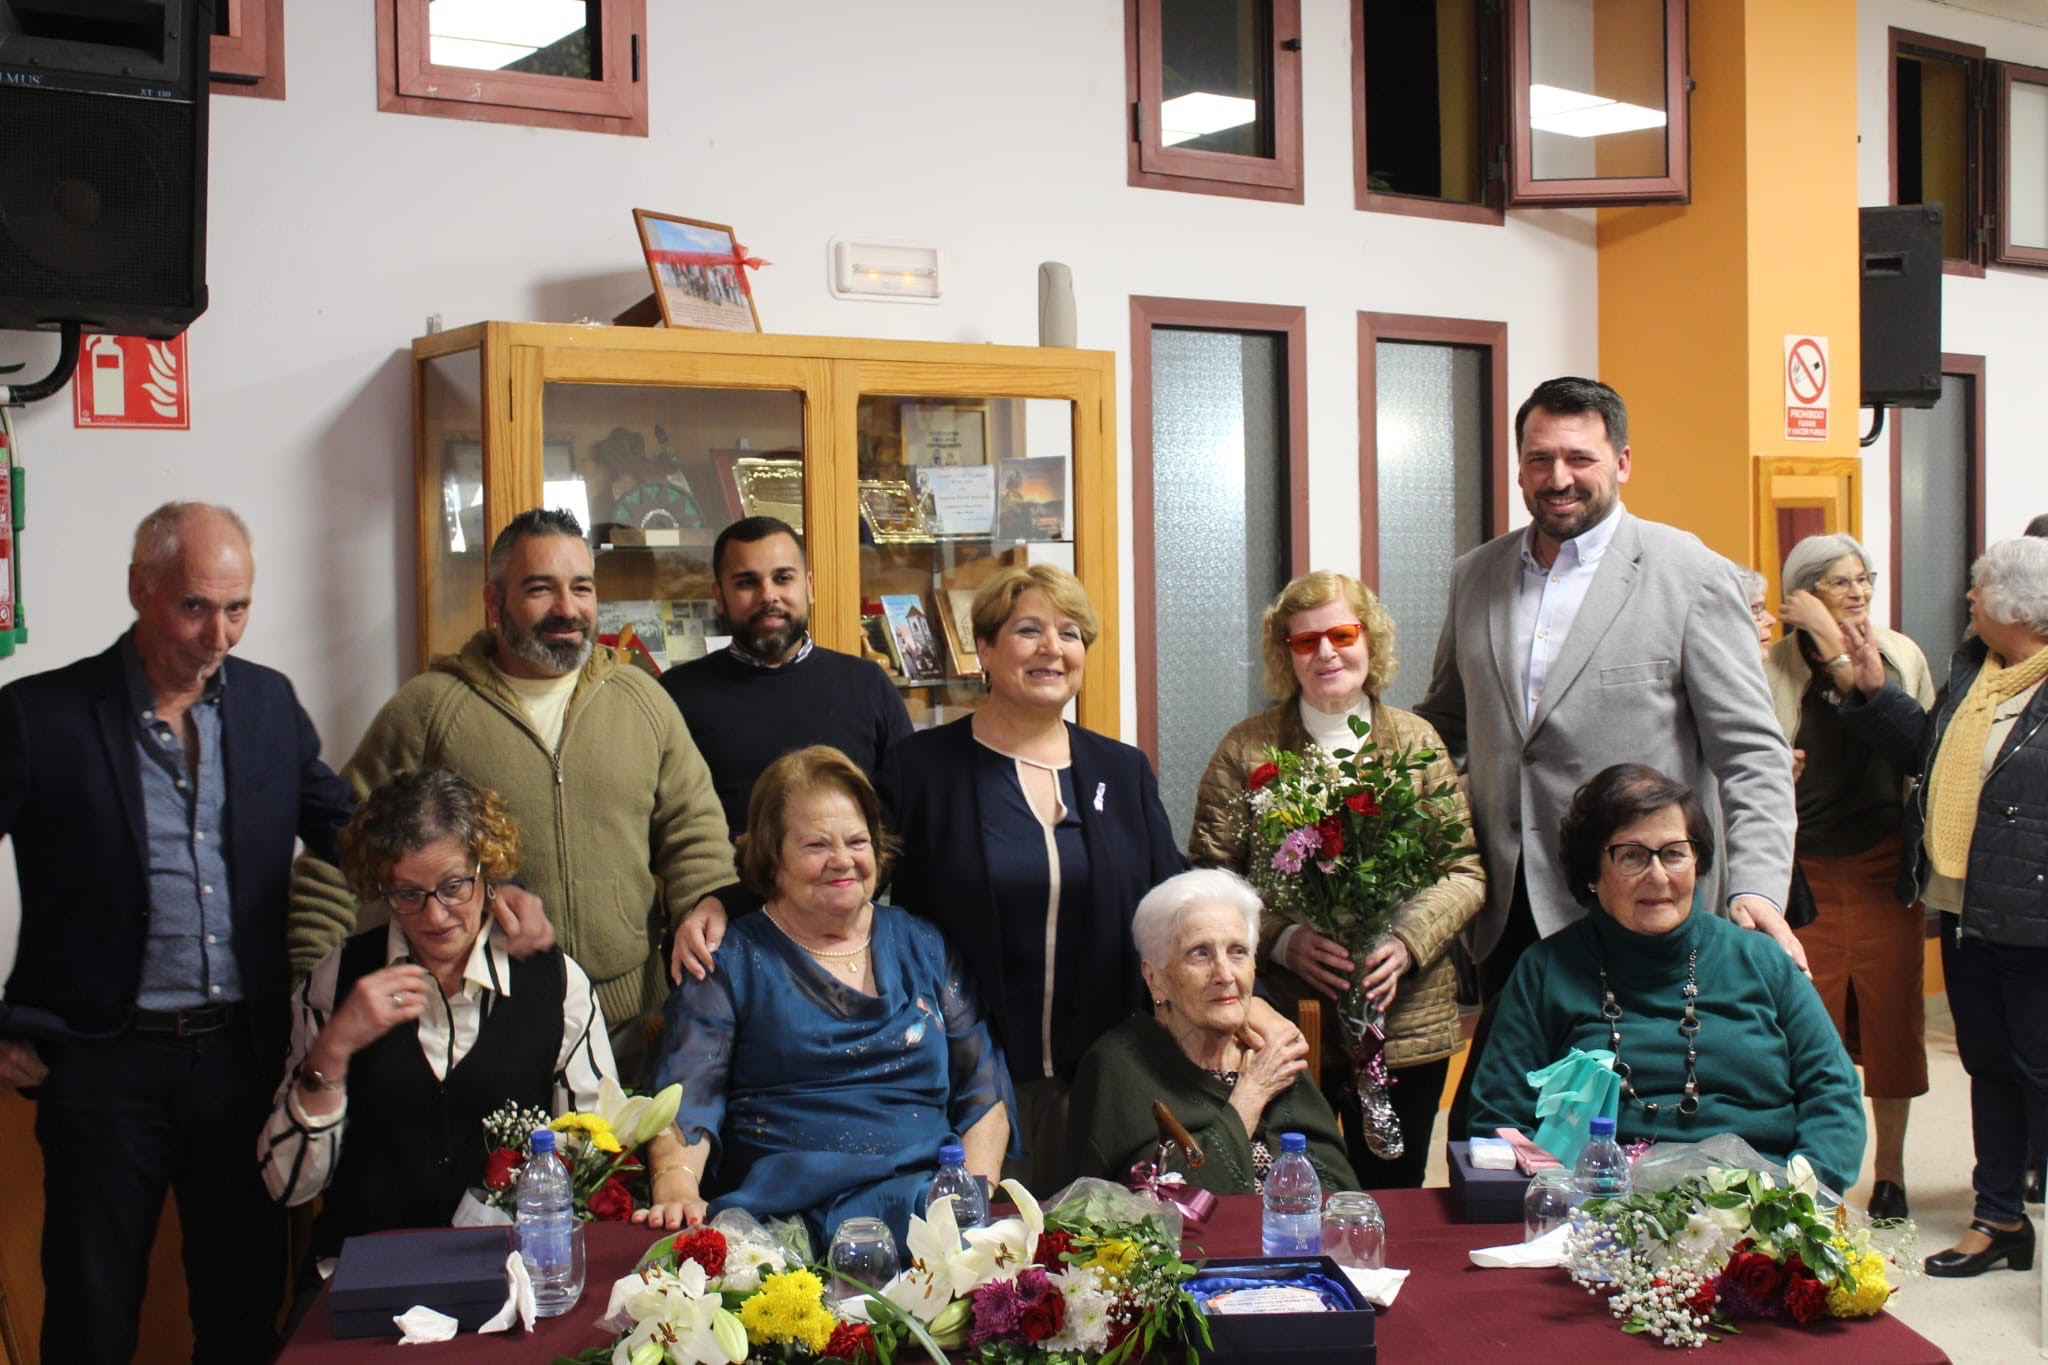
482, 1147, 522, 1191
1784, 1273, 1831, 1325
1018, 1293, 1066, 1344
670, 1227, 728, 1278
1346, 789, 1381, 817
1317, 817, 1344, 858
824, 1321, 876, 1362
1248, 762, 1280, 791
586, 1176, 634, 1222
1731, 1252, 1786, 1301
1034, 1230, 1077, 1265
1686, 1280, 1718, 1317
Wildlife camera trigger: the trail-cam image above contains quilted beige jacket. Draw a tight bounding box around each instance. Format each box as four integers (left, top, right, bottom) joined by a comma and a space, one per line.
1187, 700, 1485, 1069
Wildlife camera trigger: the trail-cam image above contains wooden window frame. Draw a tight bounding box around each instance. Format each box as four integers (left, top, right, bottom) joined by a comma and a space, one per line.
1889, 28, 1987, 279
1356, 312, 1508, 591
1129, 297, 1310, 767
210, 0, 284, 100
375, 0, 649, 137
1506, 0, 1690, 207
1126, 0, 1304, 204
1889, 353, 1986, 633
1352, 0, 1505, 224
1992, 61, 2048, 269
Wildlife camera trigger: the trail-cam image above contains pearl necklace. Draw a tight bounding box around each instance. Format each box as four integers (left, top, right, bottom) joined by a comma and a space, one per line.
764, 907, 872, 978
1596, 948, 1701, 1117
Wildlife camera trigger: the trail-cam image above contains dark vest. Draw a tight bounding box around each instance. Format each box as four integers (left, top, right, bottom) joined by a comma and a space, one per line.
312, 932, 564, 1256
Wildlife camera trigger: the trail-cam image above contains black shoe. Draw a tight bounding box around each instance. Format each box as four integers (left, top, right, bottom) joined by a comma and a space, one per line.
1868, 1180, 1910, 1223
1925, 1219, 2036, 1277
2027, 1167, 2044, 1207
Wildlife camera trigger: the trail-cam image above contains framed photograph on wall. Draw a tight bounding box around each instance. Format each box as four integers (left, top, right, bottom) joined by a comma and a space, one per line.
633, 209, 762, 332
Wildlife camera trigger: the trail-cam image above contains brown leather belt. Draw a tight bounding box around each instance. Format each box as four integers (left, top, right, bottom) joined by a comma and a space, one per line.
130, 1002, 239, 1037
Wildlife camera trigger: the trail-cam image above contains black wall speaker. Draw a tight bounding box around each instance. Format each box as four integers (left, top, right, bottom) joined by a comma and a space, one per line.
1860, 205, 1943, 410
0, 0, 211, 339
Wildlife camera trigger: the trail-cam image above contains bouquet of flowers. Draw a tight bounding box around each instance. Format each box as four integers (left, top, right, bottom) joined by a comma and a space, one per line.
1242, 713, 1468, 1158
476, 1076, 683, 1223
1563, 1145, 1910, 1348
577, 1178, 1208, 1365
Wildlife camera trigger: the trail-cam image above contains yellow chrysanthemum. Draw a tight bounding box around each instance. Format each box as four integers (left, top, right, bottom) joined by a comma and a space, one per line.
551, 1112, 623, 1154
738, 1270, 833, 1352
1824, 1249, 1893, 1318
1086, 1238, 1139, 1280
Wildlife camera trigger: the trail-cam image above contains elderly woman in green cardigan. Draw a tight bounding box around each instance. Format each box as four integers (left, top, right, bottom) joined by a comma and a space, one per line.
1468, 765, 1867, 1192
1069, 869, 1354, 1194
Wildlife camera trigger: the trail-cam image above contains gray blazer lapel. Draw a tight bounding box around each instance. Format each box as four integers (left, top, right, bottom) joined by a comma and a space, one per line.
1484, 537, 1527, 741
1528, 514, 1643, 739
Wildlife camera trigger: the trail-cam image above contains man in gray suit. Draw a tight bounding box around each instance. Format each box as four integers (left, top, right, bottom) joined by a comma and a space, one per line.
1416, 376, 1803, 1006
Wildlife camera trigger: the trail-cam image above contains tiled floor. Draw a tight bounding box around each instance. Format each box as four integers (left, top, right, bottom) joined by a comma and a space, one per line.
1416, 991, 2041, 1362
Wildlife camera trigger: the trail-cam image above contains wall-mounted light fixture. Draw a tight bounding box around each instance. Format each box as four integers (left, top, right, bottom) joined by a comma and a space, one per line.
829, 239, 942, 302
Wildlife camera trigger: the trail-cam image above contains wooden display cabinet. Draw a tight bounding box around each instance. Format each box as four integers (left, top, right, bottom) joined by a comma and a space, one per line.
411, 323, 1121, 737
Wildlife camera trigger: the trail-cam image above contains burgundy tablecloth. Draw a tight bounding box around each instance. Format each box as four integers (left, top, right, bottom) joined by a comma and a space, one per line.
280, 1190, 1950, 1363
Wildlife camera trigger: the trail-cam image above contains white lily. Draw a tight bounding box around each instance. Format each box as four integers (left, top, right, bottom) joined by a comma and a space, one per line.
958, 1179, 1045, 1282
598, 1076, 684, 1152
1786, 1154, 1819, 1201
881, 1193, 986, 1321
603, 1260, 744, 1365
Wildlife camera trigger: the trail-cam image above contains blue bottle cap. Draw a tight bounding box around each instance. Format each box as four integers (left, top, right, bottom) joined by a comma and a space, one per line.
1588, 1116, 1616, 1138
529, 1129, 557, 1153
1280, 1131, 1307, 1153
939, 1141, 965, 1165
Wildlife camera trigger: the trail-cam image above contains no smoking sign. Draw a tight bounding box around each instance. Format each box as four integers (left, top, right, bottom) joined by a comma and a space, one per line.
1784, 334, 1828, 441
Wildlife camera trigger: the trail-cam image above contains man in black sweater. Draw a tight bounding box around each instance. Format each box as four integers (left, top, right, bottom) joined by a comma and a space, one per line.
660, 517, 911, 839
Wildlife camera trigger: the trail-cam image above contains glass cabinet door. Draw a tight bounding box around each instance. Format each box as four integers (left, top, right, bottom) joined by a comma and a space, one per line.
540, 379, 805, 672
419, 346, 488, 660
853, 392, 1078, 730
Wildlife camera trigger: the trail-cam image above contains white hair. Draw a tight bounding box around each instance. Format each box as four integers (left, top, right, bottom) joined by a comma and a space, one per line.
1974, 537, 2048, 636
1131, 867, 1262, 968
1781, 533, 1873, 597
1734, 566, 1767, 604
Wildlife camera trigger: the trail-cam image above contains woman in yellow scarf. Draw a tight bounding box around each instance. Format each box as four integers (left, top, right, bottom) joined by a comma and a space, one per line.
1836, 537, 2048, 1279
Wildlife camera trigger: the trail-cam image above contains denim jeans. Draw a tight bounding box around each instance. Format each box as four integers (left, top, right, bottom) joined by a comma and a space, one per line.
1940, 914, 2048, 1225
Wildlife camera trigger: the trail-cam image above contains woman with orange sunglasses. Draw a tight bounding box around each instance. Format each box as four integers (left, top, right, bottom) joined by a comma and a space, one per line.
1189, 571, 1485, 1187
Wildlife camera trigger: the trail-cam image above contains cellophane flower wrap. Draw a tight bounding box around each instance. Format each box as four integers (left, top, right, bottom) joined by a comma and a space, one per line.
1561, 1137, 1914, 1348
476, 1076, 682, 1222
1242, 712, 1468, 1159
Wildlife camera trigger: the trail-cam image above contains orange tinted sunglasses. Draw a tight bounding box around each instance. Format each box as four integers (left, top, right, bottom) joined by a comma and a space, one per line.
1285, 623, 1364, 655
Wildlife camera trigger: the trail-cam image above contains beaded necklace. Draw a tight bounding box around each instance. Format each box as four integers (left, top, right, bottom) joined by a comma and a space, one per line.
1596, 948, 1701, 1117
764, 907, 872, 979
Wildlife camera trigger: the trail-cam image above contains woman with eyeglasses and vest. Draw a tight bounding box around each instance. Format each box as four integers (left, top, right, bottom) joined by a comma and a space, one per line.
1188, 571, 1485, 1188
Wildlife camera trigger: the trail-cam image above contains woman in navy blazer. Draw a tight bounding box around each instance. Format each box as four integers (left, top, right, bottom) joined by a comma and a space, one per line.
878, 565, 1183, 1190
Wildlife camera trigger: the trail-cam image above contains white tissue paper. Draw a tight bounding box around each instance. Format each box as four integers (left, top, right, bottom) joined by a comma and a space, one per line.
478, 1251, 536, 1333
392, 1305, 459, 1344
1468, 1224, 1572, 1269
1340, 1266, 1410, 1307
452, 1190, 515, 1227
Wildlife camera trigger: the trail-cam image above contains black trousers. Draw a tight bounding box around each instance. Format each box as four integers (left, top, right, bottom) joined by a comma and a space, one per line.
1940, 914, 2048, 1226
1444, 862, 1542, 1148
1331, 1055, 1450, 1190
33, 1023, 284, 1364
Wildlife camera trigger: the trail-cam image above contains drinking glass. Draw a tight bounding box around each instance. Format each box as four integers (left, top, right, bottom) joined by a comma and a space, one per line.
1523, 1169, 1579, 1243
826, 1216, 900, 1302
1320, 1191, 1386, 1269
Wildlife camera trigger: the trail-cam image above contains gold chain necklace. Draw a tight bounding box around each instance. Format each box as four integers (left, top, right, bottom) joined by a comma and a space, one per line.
764, 908, 872, 977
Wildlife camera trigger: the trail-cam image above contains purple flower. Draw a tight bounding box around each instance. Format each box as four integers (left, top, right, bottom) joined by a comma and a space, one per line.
1271, 825, 1320, 874
1015, 1266, 1055, 1301
968, 1277, 1026, 1345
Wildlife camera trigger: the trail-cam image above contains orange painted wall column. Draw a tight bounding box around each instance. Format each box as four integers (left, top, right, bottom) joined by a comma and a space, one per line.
1597, 0, 1861, 567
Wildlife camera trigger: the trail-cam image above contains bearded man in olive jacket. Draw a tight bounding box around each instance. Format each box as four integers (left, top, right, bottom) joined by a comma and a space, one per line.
290, 510, 735, 1072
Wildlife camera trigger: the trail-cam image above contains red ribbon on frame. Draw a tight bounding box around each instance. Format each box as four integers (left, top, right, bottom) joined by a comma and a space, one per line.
645, 245, 771, 296
1125, 1160, 1216, 1228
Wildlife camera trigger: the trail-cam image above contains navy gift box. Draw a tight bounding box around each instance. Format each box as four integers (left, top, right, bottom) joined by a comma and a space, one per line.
328, 1227, 514, 1338
1447, 1139, 1534, 1223
1189, 1255, 1376, 1364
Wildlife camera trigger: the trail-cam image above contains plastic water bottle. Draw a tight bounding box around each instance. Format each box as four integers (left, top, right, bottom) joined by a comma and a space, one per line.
927, 1140, 987, 1232
1572, 1116, 1633, 1203
1261, 1132, 1322, 1256
514, 1129, 585, 1316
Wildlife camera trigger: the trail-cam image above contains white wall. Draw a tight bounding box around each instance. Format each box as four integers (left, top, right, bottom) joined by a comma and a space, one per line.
0, 3, 1600, 974
1857, 0, 2048, 621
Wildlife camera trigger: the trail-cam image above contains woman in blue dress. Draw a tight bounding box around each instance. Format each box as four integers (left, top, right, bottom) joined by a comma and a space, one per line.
643, 745, 1014, 1247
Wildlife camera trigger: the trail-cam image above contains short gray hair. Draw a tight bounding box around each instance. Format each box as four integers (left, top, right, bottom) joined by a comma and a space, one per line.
1781, 533, 1873, 597
132, 502, 252, 585
487, 508, 584, 584
1131, 868, 1262, 969
1734, 566, 1767, 605
1973, 537, 2048, 636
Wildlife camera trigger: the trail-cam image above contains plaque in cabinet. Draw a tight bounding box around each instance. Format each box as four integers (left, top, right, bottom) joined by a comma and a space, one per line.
731, 458, 805, 527
858, 479, 932, 544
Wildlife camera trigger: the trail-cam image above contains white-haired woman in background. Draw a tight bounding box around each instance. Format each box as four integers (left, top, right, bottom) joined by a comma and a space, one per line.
1766, 532, 1935, 1223
1068, 869, 1354, 1195
1839, 537, 2048, 1275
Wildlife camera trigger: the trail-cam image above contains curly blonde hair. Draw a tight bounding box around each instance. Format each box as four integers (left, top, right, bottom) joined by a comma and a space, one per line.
1258, 570, 1397, 702
736, 746, 901, 899
337, 768, 521, 900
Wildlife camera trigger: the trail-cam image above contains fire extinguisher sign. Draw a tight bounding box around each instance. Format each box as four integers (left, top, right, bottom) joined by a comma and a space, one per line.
74, 333, 190, 430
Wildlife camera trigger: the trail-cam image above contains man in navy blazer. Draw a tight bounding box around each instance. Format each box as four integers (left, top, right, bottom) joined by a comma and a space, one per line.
0, 502, 353, 1363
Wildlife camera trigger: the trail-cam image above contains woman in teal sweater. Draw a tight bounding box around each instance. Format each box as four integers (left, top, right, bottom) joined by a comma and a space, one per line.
1468, 765, 1866, 1193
